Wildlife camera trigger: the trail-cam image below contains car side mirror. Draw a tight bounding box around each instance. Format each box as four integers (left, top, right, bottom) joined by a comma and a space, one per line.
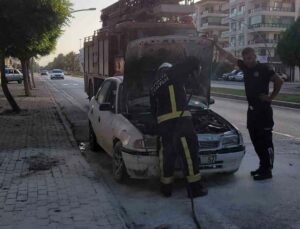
209, 98, 215, 105
99, 103, 113, 111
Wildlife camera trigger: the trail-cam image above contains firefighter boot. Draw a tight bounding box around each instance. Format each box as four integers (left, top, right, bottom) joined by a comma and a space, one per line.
187, 181, 208, 198
160, 183, 172, 197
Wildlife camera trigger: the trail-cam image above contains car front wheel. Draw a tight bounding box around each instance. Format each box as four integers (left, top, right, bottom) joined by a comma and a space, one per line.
112, 142, 128, 182
89, 122, 100, 151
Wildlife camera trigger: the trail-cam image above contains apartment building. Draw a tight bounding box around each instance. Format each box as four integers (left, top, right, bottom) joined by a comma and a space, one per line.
196, 0, 300, 81
195, 0, 229, 60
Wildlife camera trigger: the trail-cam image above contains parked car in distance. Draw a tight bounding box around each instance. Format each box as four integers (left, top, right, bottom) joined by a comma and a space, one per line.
5, 68, 23, 84
222, 69, 240, 81
277, 72, 288, 82
50, 69, 64, 80
232, 71, 244, 81
41, 70, 49, 76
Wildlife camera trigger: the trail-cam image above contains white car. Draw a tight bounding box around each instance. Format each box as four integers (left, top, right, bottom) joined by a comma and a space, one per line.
88, 36, 245, 182
5, 68, 23, 84
50, 69, 64, 79
233, 71, 244, 81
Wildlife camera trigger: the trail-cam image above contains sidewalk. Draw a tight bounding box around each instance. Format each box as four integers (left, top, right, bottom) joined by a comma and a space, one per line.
0, 78, 126, 228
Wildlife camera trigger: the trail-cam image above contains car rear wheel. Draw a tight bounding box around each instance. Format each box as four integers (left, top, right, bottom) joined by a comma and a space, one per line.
112, 142, 128, 182
89, 122, 100, 151
18, 80, 22, 84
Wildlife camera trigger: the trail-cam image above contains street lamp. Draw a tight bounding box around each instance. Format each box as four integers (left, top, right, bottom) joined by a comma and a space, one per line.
71, 8, 96, 13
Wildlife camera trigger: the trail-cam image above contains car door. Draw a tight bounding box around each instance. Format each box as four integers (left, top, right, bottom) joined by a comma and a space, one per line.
97, 80, 118, 155
91, 80, 112, 148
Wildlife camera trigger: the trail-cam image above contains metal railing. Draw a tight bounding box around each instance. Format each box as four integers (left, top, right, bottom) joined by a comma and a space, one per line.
248, 23, 290, 29
249, 6, 295, 14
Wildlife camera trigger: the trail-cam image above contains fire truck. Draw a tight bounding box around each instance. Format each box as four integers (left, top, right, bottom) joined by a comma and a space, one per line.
83, 0, 196, 98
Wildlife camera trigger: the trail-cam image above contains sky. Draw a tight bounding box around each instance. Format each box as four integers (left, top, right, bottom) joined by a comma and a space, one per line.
38, 0, 118, 66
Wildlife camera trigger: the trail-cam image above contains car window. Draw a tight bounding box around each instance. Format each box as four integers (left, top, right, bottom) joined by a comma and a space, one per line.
105, 82, 117, 108
6, 69, 14, 74
96, 81, 111, 104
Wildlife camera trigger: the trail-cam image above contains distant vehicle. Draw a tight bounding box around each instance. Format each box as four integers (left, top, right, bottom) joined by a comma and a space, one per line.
222, 70, 240, 81
5, 68, 23, 84
41, 70, 49, 76
277, 72, 288, 82
50, 69, 64, 80
232, 71, 244, 81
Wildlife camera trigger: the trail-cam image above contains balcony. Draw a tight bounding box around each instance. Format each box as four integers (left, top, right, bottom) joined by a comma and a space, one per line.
200, 22, 228, 30
201, 10, 227, 18
221, 31, 230, 38
248, 6, 295, 16
248, 23, 290, 32
153, 4, 195, 16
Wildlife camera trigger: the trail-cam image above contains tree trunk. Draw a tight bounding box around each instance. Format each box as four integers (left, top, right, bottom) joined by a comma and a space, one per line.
26, 60, 32, 90
0, 52, 21, 113
21, 59, 31, 96
30, 58, 36, 88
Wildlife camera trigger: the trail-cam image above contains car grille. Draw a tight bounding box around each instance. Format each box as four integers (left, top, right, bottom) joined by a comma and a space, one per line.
199, 141, 219, 149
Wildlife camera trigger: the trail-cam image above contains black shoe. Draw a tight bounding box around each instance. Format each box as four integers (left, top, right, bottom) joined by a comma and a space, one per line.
250, 167, 263, 176
253, 170, 272, 181
160, 184, 172, 197
187, 182, 208, 198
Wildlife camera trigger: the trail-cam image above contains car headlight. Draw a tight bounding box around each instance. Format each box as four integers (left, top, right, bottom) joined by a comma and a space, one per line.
222, 135, 239, 148
133, 136, 157, 150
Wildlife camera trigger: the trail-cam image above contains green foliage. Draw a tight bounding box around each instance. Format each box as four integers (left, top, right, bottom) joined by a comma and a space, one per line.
45, 52, 81, 72
0, 0, 72, 59
277, 18, 300, 67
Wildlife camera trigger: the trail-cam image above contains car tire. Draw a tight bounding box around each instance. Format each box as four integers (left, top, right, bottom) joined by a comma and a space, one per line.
17, 80, 22, 84
89, 122, 100, 152
112, 142, 128, 182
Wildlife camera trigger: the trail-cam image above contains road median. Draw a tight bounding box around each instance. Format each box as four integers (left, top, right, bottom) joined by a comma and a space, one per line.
211, 87, 300, 109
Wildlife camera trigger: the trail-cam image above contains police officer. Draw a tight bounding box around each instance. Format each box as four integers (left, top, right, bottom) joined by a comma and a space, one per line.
150, 57, 208, 197
215, 45, 283, 180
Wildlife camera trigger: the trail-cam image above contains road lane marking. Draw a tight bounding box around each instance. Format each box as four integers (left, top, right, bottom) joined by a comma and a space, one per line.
273, 131, 299, 139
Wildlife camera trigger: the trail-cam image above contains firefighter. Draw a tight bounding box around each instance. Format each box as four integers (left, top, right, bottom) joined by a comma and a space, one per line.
150, 57, 208, 197
215, 44, 283, 180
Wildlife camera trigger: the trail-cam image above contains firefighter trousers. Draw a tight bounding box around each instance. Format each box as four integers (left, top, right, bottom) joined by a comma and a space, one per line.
158, 118, 201, 185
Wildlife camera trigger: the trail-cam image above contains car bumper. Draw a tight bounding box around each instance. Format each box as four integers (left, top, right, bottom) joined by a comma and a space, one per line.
51, 75, 64, 79
121, 146, 245, 179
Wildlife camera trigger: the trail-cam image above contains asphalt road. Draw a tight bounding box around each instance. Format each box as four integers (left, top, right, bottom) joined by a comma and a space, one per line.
45, 75, 300, 229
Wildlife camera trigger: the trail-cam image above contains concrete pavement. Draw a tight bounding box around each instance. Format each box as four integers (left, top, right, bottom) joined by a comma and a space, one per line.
0, 77, 127, 229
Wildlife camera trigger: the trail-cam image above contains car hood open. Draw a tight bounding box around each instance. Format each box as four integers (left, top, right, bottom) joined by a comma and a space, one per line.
122, 35, 214, 110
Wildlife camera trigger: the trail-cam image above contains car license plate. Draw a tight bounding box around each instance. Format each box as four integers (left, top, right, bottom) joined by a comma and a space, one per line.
200, 155, 217, 165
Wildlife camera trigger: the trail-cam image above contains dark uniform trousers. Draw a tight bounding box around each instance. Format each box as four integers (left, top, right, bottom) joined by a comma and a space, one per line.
158, 118, 201, 185
247, 104, 274, 170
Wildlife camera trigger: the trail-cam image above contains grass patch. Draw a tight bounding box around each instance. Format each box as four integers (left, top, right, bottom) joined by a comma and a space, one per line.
212, 87, 300, 104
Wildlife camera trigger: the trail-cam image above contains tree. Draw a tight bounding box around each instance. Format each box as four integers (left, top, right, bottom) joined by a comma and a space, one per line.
45, 52, 81, 73
277, 18, 300, 71
0, 0, 71, 99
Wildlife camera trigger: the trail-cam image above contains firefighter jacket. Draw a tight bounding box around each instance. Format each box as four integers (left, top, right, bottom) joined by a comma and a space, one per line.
150, 58, 199, 124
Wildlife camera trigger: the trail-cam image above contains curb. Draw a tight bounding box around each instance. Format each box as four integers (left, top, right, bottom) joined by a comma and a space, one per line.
211, 92, 300, 110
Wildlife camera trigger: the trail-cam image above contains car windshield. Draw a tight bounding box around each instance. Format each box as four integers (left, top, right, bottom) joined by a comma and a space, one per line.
53, 70, 62, 73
